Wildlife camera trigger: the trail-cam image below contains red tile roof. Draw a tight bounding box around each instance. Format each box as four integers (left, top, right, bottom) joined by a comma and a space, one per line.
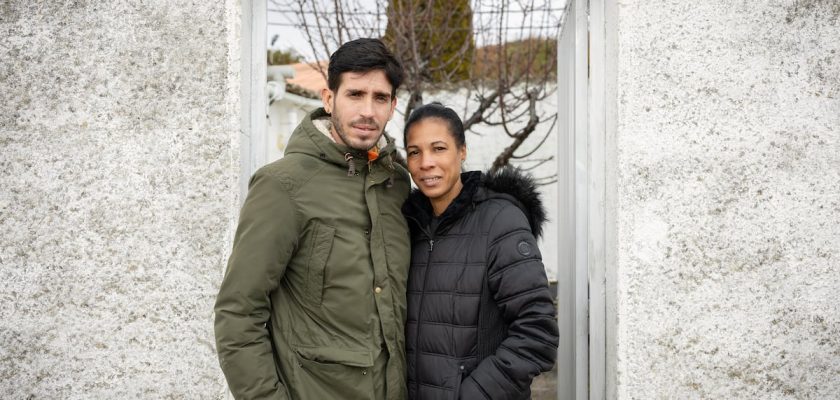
286, 61, 328, 96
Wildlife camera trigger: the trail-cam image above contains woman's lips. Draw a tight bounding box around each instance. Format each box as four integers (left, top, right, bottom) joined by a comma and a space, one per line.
420, 176, 441, 186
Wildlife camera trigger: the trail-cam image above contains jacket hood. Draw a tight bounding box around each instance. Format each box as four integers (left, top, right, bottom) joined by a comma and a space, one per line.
285, 107, 402, 174
403, 166, 547, 239
481, 166, 547, 239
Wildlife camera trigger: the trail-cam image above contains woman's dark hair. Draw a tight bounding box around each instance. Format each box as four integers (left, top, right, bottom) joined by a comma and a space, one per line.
403, 102, 466, 148
328, 38, 405, 96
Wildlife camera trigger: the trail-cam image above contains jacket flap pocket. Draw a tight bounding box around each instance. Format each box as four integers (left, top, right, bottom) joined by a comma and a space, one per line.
295, 346, 375, 368
305, 222, 336, 305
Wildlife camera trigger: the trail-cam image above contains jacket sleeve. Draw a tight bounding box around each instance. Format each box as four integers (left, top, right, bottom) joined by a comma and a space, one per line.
214, 170, 299, 400
459, 204, 559, 399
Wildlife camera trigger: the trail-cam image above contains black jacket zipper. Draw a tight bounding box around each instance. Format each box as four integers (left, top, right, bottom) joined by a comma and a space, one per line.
405, 214, 436, 397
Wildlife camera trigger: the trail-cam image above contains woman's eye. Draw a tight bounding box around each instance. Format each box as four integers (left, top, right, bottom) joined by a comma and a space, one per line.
434, 147, 446, 152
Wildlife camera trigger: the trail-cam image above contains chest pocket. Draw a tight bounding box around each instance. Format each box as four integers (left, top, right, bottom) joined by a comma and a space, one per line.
305, 222, 336, 305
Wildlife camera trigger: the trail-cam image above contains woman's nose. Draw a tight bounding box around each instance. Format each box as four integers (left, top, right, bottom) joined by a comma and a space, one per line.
420, 154, 434, 169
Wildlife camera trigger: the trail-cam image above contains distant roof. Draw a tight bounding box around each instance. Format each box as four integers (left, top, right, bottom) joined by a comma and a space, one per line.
285, 62, 328, 98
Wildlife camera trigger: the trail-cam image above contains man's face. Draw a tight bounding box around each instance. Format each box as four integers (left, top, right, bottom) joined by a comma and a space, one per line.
321, 70, 397, 151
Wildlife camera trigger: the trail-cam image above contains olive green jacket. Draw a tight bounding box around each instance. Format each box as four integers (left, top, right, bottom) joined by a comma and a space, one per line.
214, 108, 411, 400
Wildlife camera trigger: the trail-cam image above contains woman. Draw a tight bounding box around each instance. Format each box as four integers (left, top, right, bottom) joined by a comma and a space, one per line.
402, 103, 558, 400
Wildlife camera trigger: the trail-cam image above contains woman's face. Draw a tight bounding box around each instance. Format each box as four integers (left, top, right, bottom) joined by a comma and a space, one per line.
405, 118, 466, 215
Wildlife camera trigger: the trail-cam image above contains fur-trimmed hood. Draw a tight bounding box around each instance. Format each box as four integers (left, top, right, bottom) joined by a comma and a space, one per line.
481, 166, 546, 239
403, 166, 547, 239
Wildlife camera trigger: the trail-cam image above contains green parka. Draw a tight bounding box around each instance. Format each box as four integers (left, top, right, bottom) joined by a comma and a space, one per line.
214, 108, 411, 400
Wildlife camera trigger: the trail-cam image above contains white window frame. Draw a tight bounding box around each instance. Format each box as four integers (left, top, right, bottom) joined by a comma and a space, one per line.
240, 0, 268, 203
556, 0, 617, 399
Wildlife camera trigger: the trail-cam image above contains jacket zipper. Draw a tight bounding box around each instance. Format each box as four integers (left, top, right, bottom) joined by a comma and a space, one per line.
453, 365, 464, 399
415, 231, 435, 396
405, 214, 436, 397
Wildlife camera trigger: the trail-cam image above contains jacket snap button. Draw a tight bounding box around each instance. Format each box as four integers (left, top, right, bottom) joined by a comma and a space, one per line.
362, 370, 367, 375
374, 286, 382, 294
517, 241, 532, 256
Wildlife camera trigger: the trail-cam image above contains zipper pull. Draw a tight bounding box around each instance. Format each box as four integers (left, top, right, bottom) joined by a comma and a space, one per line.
345, 153, 356, 177
429, 239, 434, 252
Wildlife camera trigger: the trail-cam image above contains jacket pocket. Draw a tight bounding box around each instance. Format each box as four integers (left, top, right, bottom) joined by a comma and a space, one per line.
293, 346, 375, 400
304, 222, 335, 305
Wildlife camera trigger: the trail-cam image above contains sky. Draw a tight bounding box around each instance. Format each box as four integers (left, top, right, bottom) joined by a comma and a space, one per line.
267, 0, 567, 62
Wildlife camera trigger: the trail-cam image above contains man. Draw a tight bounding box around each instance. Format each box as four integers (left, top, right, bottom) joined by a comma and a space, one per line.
214, 38, 410, 400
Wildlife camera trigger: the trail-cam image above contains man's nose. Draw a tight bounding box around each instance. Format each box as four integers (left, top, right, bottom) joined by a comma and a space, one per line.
360, 98, 375, 117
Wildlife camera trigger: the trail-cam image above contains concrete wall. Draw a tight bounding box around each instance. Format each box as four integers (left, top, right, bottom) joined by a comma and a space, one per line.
0, 1, 239, 398
614, 0, 840, 398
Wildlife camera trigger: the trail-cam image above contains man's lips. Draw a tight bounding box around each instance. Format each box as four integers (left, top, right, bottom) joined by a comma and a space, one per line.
351, 123, 378, 132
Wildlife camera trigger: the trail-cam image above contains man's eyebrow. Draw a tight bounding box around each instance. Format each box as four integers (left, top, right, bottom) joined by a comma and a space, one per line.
343, 88, 391, 96
373, 90, 391, 98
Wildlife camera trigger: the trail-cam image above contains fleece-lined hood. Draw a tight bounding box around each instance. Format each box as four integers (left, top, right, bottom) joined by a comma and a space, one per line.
285, 107, 403, 176
403, 166, 547, 239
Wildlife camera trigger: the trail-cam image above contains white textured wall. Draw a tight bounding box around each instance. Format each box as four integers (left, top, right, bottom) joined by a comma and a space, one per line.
0, 1, 239, 398
615, 0, 840, 398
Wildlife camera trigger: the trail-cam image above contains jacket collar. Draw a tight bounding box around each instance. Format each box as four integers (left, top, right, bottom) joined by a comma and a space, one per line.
403, 167, 546, 239
403, 171, 481, 237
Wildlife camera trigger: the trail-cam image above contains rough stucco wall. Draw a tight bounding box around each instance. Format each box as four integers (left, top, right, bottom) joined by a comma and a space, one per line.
0, 1, 239, 398
616, 0, 839, 398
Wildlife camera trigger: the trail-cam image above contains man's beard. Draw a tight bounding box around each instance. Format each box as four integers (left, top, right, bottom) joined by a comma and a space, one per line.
331, 113, 387, 152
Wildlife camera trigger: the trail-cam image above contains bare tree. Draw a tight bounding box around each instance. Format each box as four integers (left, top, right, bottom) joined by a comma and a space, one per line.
382, 0, 475, 119
272, 0, 563, 180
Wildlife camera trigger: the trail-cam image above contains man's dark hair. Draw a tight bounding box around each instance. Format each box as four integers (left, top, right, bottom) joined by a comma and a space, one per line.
403, 102, 466, 148
328, 38, 405, 96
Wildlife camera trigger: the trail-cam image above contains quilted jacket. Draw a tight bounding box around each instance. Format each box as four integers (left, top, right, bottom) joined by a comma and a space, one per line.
402, 167, 558, 400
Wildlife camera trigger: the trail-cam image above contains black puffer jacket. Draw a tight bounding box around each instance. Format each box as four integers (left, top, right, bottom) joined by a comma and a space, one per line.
402, 168, 559, 400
